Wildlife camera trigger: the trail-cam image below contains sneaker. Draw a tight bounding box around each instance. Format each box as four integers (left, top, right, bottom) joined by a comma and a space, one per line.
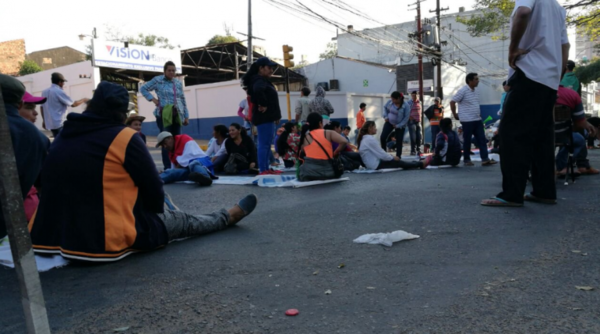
464, 161, 475, 167
482, 159, 498, 166
188, 172, 213, 186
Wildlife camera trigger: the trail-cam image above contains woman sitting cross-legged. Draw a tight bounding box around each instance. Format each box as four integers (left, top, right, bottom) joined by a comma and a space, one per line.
206, 124, 229, 158
213, 123, 259, 175
357, 121, 428, 170
276, 122, 300, 168
297, 112, 349, 181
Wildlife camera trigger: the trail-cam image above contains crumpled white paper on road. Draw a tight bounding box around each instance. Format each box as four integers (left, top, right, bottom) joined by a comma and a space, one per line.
353, 230, 420, 247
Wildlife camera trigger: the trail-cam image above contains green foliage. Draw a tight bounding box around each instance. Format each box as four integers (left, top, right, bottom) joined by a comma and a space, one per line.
206, 35, 239, 46
458, 0, 600, 41
319, 42, 337, 60
574, 57, 600, 85
455, 0, 514, 40
18, 60, 43, 76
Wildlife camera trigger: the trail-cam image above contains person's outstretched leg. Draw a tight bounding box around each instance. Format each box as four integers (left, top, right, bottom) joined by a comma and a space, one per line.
377, 159, 423, 170
188, 161, 213, 186
160, 168, 189, 184
161, 194, 258, 241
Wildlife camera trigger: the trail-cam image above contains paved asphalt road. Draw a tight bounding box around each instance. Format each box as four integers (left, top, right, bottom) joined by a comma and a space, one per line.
2, 149, 600, 334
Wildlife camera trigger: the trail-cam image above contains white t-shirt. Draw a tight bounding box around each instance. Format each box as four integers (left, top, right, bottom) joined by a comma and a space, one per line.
358, 135, 393, 170
507, 0, 568, 90
451, 86, 481, 122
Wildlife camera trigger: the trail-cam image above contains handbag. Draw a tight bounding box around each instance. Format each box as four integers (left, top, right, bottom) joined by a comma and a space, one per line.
308, 132, 344, 178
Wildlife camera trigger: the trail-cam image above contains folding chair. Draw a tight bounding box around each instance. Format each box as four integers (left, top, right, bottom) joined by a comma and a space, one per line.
554, 104, 576, 185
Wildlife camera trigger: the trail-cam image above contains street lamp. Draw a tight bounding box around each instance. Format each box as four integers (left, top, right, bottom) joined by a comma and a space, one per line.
78, 27, 97, 41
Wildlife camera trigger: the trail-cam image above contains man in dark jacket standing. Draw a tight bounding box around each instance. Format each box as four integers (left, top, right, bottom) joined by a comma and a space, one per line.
0, 74, 50, 238
29, 82, 257, 262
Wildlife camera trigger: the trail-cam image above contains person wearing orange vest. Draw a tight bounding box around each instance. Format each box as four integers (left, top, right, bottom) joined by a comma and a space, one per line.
425, 97, 444, 151
297, 112, 349, 181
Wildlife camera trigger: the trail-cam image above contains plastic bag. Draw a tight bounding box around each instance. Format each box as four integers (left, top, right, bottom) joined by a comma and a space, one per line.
353, 230, 420, 247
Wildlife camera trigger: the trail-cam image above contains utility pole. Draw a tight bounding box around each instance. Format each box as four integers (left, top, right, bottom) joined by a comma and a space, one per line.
0, 90, 51, 333
430, 0, 449, 100
247, 0, 253, 68
409, 0, 425, 141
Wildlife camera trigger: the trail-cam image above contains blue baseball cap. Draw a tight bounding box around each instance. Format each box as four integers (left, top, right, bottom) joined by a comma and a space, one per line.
255, 57, 277, 67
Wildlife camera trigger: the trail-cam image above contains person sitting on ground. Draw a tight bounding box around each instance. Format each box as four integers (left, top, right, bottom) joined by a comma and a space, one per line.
276, 122, 300, 168
16, 90, 49, 223
206, 124, 229, 158
555, 86, 598, 176
357, 121, 427, 170
325, 121, 363, 170
297, 112, 348, 181
157, 131, 215, 186
125, 114, 147, 144
342, 126, 351, 141
213, 123, 259, 175
426, 118, 461, 167
29, 81, 257, 262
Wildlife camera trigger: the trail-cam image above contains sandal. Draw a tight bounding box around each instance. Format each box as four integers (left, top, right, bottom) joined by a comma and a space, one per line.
480, 197, 523, 207
524, 193, 556, 204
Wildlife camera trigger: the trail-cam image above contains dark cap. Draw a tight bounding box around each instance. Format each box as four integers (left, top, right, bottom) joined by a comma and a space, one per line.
255, 57, 277, 67
51, 72, 67, 83
0, 74, 26, 106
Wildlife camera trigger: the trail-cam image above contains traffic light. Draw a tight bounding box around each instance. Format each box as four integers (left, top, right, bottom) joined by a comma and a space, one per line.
283, 45, 295, 68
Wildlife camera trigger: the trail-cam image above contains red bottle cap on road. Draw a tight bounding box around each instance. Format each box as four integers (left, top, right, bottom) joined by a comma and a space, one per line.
285, 309, 299, 316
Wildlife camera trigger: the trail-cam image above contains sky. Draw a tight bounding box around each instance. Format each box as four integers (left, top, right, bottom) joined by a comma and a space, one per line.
0, 0, 477, 63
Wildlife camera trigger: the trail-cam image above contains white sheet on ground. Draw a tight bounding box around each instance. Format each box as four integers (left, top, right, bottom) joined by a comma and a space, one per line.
426, 165, 455, 169
183, 175, 349, 188
0, 237, 69, 272
353, 230, 420, 247
351, 168, 403, 174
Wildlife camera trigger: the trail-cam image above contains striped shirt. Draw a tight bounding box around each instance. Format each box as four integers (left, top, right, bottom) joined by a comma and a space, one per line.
452, 85, 481, 122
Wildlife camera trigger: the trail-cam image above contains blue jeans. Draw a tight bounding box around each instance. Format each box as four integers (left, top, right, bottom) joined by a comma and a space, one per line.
461, 120, 489, 162
256, 122, 276, 172
160, 160, 210, 184
556, 132, 587, 170
156, 117, 182, 170
430, 125, 440, 151
408, 120, 422, 153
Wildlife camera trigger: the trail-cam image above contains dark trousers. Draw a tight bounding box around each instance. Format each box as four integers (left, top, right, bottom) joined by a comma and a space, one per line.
497, 69, 557, 203
377, 159, 422, 170
430, 125, 440, 151
461, 120, 489, 162
408, 120, 422, 153
394, 127, 406, 157
380, 121, 395, 150
156, 117, 182, 170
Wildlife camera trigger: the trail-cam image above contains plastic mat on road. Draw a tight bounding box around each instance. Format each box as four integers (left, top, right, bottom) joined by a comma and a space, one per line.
0, 237, 69, 272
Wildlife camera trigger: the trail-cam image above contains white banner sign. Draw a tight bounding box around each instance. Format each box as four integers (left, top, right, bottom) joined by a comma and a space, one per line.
92, 40, 182, 73
407, 79, 434, 92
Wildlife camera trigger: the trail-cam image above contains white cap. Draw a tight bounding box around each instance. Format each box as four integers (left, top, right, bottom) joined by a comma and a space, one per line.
155, 131, 173, 148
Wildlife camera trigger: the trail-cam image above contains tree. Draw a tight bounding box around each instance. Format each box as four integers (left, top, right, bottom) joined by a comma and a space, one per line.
319, 42, 337, 60
455, 0, 514, 40
574, 57, 600, 85
206, 35, 239, 46
18, 60, 43, 76
457, 0, 600, 41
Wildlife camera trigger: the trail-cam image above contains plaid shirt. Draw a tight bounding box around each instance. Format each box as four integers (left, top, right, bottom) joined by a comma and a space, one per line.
140, 75, 189, 119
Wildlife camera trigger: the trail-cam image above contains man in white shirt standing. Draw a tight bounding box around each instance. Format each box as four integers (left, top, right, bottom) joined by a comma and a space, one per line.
40, 72, 89, 137
482, 0, 569, 207
451, 73, 497, 167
